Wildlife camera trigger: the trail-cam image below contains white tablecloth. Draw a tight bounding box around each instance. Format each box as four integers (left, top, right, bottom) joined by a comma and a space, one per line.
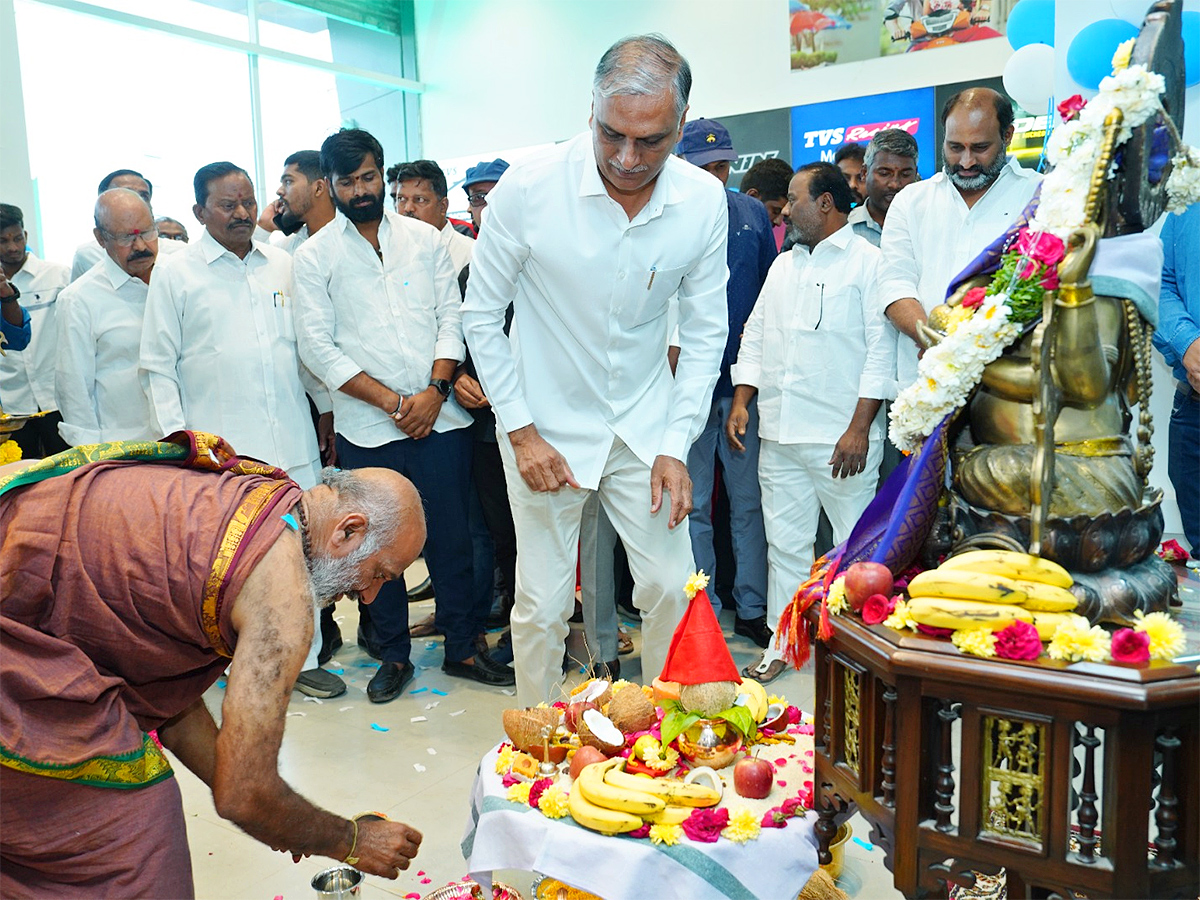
463, 744, 819, 900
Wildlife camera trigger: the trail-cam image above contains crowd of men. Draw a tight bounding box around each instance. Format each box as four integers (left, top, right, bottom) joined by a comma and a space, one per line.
2, 32, 1197, 896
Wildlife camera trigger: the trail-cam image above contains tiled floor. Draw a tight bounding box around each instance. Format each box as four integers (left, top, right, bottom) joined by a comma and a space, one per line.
178, 561, 903, 900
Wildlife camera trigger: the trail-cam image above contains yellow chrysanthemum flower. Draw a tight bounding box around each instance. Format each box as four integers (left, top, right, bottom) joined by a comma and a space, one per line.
826, 577, 848, 615
649, 823, 683, 845
951, 627, 997, 658
495, 745, 516, 774
1134, 610, 1185, 661
1112, 38, 1135, 72
683, 571, 710, 599
943, 305, 974, 335
883, 599, 918, 632
767, 694, 786, 707
0, 440, 21, 465
537, 785, 570, 819
720, 808, 761, 843
1047, 620, 1111, 662
506, 782, 532, 804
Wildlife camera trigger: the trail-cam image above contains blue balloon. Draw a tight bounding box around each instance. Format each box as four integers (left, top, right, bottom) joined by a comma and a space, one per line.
1067, 18, 1140, 90
1184, 10, 1199, 88
1007, 0, 1055, 50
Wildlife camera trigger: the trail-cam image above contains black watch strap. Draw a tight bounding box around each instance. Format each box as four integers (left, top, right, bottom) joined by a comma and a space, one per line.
430, 378, 452, 400
0, 284, 20, 303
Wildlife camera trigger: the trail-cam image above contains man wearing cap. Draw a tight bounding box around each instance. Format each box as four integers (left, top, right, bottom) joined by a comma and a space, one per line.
462, 35, 728, 706
461, 159, 510, 234
675, 117, 775, 649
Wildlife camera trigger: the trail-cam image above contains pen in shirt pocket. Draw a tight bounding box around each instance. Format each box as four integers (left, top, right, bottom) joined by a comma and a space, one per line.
646, 266, 657, 290
272, 290, 285, 308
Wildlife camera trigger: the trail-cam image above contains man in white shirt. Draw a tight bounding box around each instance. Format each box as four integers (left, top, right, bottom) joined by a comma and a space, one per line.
70, 170, 182, 282
269, 150, 336, 259
293, 128, 512, 702
847, 128, 920, 249
880, 88, 1041, 389
393, 160, 475, 275
139, 161, 340, 701
55, 189, 159, 445
0, 203, 70, 457
462, 35, 729, 705
728, 162, 896, 684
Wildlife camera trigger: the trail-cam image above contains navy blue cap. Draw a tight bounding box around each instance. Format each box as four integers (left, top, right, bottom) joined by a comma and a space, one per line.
463, 159, 510, 192
676, 119, 736, 167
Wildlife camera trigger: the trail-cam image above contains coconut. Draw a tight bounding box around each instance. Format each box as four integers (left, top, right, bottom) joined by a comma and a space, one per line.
502, 707, 561, 753
577, 708, 626, 754
679, 681, 739, 718
569, 678, 613, 710
607, 684, 656, 734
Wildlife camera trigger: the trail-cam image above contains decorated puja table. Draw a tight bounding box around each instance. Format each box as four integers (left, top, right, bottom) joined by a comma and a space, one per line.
808, 600, 1199, 899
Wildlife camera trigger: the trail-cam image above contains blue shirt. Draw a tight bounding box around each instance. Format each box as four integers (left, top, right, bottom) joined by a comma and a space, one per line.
1153, 203, 1200, 386
1, 306, 31, 353
715, 190, 777, 398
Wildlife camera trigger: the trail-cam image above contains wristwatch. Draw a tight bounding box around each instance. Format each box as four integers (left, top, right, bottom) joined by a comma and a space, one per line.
430, 379, 452, 400
0, 283, 20, 303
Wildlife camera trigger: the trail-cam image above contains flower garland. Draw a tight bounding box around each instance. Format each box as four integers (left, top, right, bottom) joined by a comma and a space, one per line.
0, 439, 20, 465
889, 40, 1200, 455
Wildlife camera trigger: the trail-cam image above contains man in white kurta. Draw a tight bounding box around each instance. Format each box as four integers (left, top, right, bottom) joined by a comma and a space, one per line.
462, 35, 729, 705
55, 189, 159, 445
139, 163, 323, 490
879, 88, 1041, 390
729, 163, 896, 684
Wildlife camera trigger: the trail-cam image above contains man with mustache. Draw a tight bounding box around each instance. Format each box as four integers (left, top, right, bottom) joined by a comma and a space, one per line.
0, 450, 426, 896
848, 128, 920, 248
139, 162, 340, 700
878, 87, 1040, 391
270, 150, 336, 257
292, 129, 512, 701
462, 35, 728, 705
55, 189, 160, 445
70, 169, 183, 282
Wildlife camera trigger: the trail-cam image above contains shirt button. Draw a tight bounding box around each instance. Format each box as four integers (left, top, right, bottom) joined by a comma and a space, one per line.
617, 272, 626, 280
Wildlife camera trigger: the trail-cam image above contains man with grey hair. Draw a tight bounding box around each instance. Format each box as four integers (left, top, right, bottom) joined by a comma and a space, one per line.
463, 34, 729, 704
848, 128, 920, 247
55, 189, 160, 445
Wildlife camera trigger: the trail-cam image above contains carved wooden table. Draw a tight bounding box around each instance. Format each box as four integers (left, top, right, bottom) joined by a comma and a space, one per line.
809, 595, 1199, 898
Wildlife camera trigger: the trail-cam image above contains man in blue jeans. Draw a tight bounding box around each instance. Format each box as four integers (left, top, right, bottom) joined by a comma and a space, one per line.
293, 129, 514, 702
1153, 202, 1199, 565
675, 119, 776, 645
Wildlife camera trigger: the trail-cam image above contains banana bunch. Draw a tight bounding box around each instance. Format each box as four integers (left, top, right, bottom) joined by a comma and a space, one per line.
568, 757, 720, 835
906, 550, 1077, 631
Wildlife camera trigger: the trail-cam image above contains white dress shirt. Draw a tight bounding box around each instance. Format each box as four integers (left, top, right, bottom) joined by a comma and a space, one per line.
292, 210, 470, 449
439, 220, 474, 274
733, 223, 895, 445
71, 236, 181, 282
461, 132, 729, 489
138, 229, 321, 477
0, 253, 69, 414
878, 156, 1040, 389
270, 225, 310, 256
55, 254, 156, 445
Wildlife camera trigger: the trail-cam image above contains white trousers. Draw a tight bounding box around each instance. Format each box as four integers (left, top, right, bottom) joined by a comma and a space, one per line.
501, 435, 695, 706
758, 439, 883, 626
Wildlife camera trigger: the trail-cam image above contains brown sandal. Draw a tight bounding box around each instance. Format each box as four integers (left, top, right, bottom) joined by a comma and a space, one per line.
617, 630, 634, 656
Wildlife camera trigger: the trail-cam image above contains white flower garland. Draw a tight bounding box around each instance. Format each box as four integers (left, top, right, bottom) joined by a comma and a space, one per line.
889, 40, 1199, 453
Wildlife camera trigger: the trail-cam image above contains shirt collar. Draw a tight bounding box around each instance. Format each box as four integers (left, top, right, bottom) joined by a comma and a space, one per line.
847, 204, 881, 230
577, 131, 683, 214
199, 227, 262, 265
101, 251, 139, 290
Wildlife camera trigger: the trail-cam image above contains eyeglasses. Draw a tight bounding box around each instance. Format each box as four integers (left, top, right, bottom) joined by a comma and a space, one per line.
102, 227, 158, 247
467, 192, 490, 208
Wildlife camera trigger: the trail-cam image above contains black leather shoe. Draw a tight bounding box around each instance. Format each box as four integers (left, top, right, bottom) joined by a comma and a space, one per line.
587, 658, 620, 681
356, 625, 382, 661
443, 650, 516, 686
407, 574, 435, 602
735, 615, 772, 649
367, 662, 414, 703
318, 606, 343, 666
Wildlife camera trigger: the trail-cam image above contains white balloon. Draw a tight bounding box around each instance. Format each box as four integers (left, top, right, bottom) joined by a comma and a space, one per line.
1002, 43, 1057, 115
1109, 0, 1153, 25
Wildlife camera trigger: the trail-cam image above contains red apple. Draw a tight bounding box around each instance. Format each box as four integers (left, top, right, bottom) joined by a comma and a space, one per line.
564, 700, 599, 734
733, 752, 774, 799
843, 562, 894, 612
569, 745, 608, 780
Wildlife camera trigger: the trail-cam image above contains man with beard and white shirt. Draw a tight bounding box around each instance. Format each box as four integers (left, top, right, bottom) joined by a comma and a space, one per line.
70, 170, 182, 282
462, 35, 729, 706
0, 203, 70, 458
880, 88, 1040, 391
55, 189, 160, 445
269, 151, 336, 257
292, 129, 511, 703
727, 163, 894, 683
139, 161, 343, 700
393, 160, 475, 276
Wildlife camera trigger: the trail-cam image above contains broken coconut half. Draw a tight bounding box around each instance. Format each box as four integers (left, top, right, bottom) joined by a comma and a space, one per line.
577, 707, 626, 754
